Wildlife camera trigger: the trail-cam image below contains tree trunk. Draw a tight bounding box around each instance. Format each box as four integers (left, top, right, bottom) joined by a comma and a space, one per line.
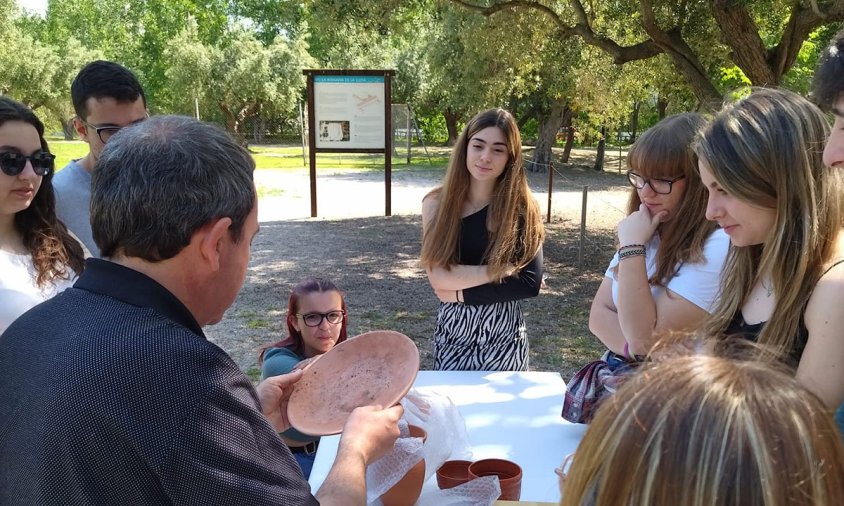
657, 96, 669, 120
451, 0, 844, 112
638, 2, 723, 110
593, 125, 606, 172
531, 99, 568, 173
219, 102, 237, 133
709, 0, 777, 85
708, 0, 844, 86
254, 115, 265, 143
629, 101, 640, 143
444, 108, 460, 146
61, 118, 75, 140
561, 108, 575, 163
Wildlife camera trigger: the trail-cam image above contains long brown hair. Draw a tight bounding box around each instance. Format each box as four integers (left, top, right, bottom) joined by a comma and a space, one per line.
625, 113, 714, 287
0, 96, 84, 286
695, 88, 844, 359
562, 355, 844, 506
420, 108, 544, 281
258, 278, 349, 363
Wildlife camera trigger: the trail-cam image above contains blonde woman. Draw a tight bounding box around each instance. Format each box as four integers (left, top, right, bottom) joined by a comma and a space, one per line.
695, 88, 844, 408
561, 355, 844, 505
421, 108, 544, 371
589, 113, 728, 363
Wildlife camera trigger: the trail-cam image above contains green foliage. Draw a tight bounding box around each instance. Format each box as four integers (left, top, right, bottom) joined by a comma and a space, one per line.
161, 26, 314, 135
416, 114, 450, 145
718, 65, 752, 94
782, 25, 842, 94
14, 0, 844, 151
520, 118, 539, 144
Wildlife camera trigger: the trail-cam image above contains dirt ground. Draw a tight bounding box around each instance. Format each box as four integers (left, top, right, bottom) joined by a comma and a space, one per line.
205, 147, 631, 381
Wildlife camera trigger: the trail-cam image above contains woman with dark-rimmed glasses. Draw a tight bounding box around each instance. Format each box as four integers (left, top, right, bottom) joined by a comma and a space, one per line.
258, 277, 349, 479
587, 113, 728, 363
0, 96, 84, 335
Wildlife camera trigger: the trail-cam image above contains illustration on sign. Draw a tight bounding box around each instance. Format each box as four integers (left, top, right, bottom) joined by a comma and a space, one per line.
314, 75, 385, 149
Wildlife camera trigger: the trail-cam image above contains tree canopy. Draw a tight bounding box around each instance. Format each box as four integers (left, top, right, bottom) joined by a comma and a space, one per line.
3, 0, 842, 150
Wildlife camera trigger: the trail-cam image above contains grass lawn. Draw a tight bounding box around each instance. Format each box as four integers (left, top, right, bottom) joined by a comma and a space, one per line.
45, 140, 89, 170
47, 140, 449, 175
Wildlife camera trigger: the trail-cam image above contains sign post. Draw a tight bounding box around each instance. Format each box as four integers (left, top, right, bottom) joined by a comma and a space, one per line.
303, 69, 395, 217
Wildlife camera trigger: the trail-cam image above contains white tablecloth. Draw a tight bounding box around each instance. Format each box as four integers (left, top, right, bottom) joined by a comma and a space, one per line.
307, 370, 587, 503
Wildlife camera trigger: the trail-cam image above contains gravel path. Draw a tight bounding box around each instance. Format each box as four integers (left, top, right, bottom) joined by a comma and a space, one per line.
206, 158, 631, 379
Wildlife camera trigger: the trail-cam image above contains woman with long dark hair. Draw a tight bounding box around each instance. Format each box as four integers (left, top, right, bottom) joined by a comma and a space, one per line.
0, 96, 84, 334
420, 108, 544, 371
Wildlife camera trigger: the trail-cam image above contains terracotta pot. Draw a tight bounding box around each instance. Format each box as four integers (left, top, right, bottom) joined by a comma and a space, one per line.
468, 458, 522, 501
436, 459, 473, 490
380, 424, 427, 506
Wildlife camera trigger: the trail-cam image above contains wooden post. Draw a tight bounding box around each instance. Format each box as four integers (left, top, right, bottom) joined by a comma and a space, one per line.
306, 73, 318, 217
579, 186, 588, 267
406, 107, 411, 165
618, 131, 622, 174
299, 102, 307, 167
384, 73, 393, 217
546, 161, 553, 224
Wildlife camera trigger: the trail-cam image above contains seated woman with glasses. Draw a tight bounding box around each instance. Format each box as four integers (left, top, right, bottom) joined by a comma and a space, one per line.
588, 113, 729, 363
0, 96, 85, 335
258, 278, 349, 479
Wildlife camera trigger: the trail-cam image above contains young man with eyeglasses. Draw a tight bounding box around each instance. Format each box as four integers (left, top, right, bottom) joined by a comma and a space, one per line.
53, 60, 148, 256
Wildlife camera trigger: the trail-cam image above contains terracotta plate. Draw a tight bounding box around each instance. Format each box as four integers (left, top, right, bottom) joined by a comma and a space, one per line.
287, 330, 420, 436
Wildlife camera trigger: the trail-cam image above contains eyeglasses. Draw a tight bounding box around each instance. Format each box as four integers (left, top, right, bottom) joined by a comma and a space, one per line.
0, 150, 55, 177
80, 115, 148, 144
297, 310, 345, 327
626, 171, 685, 195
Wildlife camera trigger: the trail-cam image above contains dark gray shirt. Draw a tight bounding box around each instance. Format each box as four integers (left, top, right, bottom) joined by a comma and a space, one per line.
0, 259, 318, 505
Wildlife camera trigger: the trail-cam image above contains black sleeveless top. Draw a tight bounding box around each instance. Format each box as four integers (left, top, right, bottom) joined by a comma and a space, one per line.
725, 258, 844, 366
725, 312, 807, 366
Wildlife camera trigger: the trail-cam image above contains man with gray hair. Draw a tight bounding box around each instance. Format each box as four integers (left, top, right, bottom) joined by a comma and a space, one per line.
0, 116, 402, 505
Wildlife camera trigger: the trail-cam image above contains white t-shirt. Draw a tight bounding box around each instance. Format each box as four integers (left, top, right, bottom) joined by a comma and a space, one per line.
0, 250, 77, 335
605, 228, 730, 313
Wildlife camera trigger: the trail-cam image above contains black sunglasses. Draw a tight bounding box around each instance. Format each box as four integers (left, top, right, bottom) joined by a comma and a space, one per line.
0, 150, 55, 177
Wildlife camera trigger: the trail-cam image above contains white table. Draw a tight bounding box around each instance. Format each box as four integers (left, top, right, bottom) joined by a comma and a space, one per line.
308, 370, 587, 503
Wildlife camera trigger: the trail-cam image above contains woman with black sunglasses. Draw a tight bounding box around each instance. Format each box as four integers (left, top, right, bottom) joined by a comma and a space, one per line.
587, 113, 729, 365
0, 96, 85, 335
257, 278, 349, 479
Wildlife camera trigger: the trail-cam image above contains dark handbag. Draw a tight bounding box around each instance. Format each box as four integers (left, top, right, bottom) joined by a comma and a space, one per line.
561, 352, 638, 424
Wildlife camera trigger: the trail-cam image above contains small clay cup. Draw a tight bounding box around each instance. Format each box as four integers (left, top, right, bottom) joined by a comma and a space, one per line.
436, 459, 473, 490
468, 458, 522, 501
380, 424, 427, 506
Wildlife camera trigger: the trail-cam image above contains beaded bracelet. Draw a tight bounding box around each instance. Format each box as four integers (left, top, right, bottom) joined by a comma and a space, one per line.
618, 247, 646, 260
618, 243, 645, 251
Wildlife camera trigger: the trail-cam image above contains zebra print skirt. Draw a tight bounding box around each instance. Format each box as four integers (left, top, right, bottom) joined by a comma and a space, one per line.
432, 300, 528, 371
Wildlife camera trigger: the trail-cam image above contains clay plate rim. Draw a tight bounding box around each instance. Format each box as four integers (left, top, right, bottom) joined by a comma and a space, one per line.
287, 329, 420, 436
